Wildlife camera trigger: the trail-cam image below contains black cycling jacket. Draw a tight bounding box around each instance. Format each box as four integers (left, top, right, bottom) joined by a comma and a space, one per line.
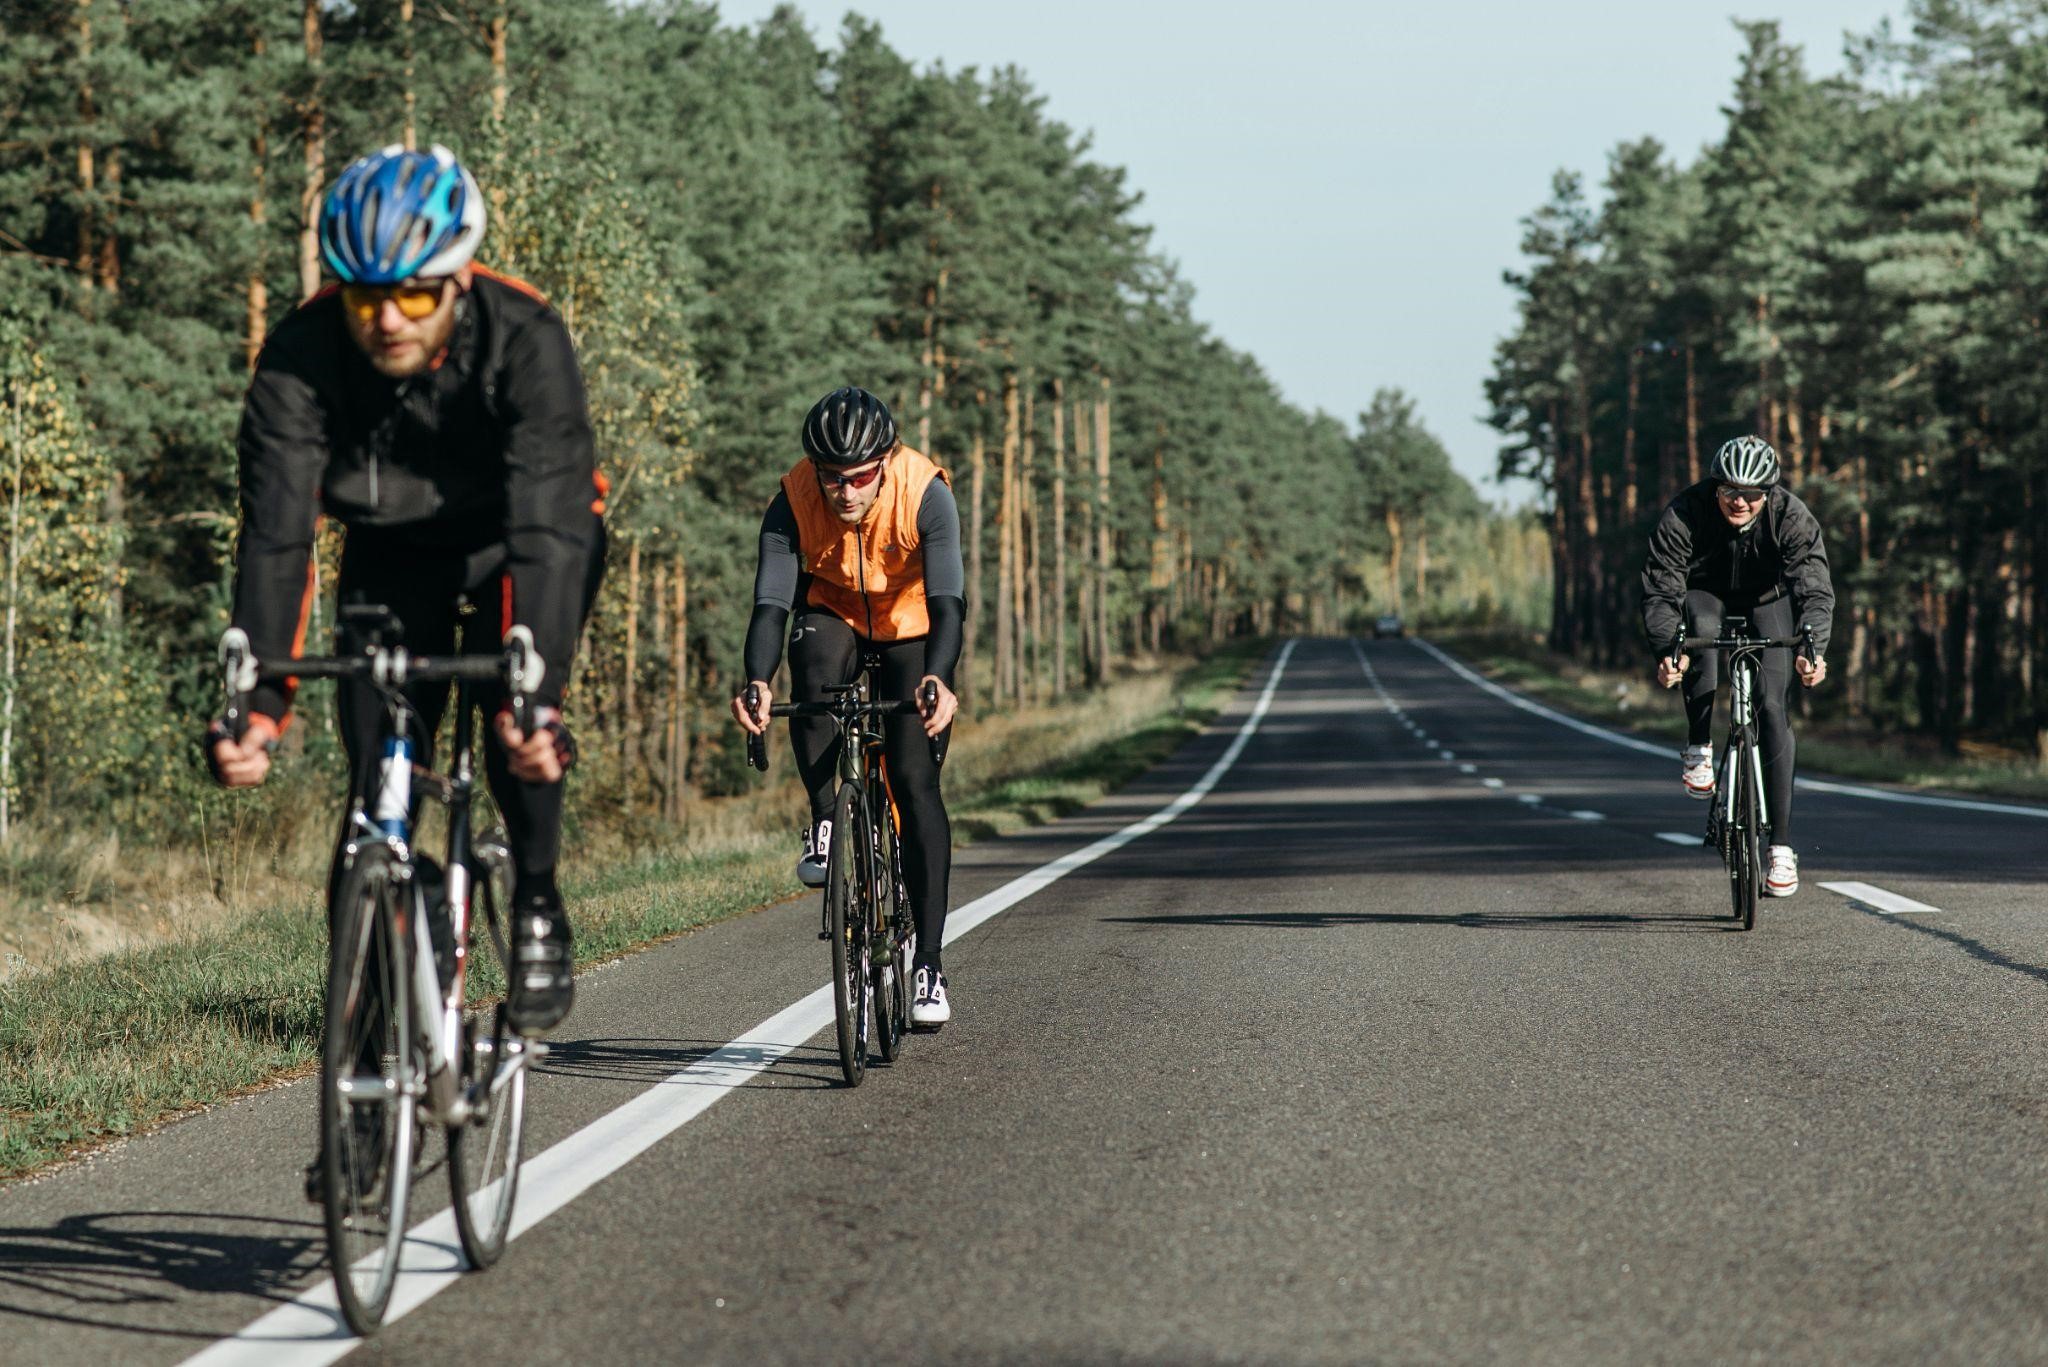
232, 270, 604, 720
1640, 480, 1835, 656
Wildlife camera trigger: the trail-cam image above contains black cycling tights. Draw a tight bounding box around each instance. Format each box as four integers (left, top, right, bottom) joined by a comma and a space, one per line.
1681, 589, 1797, 844
787, 610, 953, 971
329, 540, 592, 924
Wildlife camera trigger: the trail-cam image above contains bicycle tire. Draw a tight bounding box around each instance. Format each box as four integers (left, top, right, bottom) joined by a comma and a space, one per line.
449, 833, 525, 1269
1729, 739, 1761, 932
321, 845, 418, 1335
871, 777, 907, 1065
825, 783, 869, 1086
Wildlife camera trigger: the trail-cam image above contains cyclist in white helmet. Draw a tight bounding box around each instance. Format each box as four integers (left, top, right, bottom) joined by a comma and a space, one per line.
1641, 435, 1834, 896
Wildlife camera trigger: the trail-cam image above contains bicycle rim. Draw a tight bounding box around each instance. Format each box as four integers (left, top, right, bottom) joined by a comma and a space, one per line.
322, 849, 417, 1334
873, 791, 907, 1064
450, 841, 525, 1269
826, 785, 868, 1086
1732, 750, 1760, 932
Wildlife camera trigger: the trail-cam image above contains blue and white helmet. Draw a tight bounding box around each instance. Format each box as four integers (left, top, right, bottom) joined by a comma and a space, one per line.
318, 143, 486, 285
1710, 435, 1780, 488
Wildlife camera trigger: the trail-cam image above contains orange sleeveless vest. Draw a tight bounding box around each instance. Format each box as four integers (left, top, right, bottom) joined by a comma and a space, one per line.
781, 446, 949, 641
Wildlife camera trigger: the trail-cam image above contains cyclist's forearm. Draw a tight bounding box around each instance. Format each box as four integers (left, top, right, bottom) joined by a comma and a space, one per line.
743, 603, 791, 684
924, 595, 963, 687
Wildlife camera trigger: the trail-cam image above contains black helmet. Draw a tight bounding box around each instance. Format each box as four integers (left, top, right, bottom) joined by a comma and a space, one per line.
1710, 435, 1780, 488
802, 387, 898, 468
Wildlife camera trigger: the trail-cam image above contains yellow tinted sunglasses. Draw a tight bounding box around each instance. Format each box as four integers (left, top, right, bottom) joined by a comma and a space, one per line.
340, 281, 448, 323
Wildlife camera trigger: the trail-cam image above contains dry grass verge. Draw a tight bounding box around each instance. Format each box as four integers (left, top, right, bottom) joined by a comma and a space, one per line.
0, 643, 1264, 1181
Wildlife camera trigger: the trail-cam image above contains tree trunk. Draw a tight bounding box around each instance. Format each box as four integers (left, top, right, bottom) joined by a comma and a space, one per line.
965, 419, 986, 701
246, 66, 269, 372
1147, 428, 1168, 653
0, 378, 23, 841
1684, 342, 1700, 484
1414, 519, 1429, 625
1075, 394, 1098, 685
1023, 383, 1042, 700
995, 374, 1018, 705
1385, 505, 1405, 617
75, 0, 96, 303
1094, 379, 1113, 678
1051, 378, 1068, 695
489, 0, 509, 124
622, 537, 640, 796
670, 554, 689, 817
298, 0, 325, 302
401, 0, 417, 150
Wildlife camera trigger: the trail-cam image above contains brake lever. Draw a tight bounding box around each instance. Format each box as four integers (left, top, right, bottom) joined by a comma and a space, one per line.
219, 627, 259, 743
922, 680, 948, 769
746, 684, 768, 772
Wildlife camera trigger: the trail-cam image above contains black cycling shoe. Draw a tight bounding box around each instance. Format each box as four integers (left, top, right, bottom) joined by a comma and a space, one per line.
507, 901, 574, 1038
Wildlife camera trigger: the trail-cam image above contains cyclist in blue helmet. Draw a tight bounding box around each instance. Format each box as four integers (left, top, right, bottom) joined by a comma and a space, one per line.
207, 143, 607, 1142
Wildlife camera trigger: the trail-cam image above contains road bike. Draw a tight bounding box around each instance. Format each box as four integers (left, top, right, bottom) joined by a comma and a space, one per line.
1668, 619, 1814, 932
746, 665, 939, 1085
218, 605, 545, 1334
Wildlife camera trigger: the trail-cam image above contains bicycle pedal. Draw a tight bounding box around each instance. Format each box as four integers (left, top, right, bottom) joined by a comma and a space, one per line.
817, 929, 831, 941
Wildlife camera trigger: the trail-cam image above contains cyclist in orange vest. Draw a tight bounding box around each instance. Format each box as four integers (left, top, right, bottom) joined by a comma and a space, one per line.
732, 387, 963, 1027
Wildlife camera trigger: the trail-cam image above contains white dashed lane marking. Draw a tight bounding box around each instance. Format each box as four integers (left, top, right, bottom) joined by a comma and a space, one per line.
1820, 881, 1943, 916
1656, 832, 1703, 847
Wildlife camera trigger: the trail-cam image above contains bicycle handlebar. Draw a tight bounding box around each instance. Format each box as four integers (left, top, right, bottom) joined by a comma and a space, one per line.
216, 626, 536, 744
1666, 623, 1816, 665
744, 681, 947, 773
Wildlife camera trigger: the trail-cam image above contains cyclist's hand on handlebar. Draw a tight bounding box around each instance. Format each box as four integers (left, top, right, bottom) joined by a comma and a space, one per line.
1796, 654, 1827, 688
206, 713, 279, 788
494, 705, 572, 784
1656, 654, 1688, 689
917, 675, 957, 738
732, 682, 773, 736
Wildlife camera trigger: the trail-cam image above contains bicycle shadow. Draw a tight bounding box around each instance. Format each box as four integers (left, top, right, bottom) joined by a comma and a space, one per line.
537, 1036, 845, 1089
1103, 908, 1736, 933
0, 1209, 324, 1340
1854, 905, 2048, 988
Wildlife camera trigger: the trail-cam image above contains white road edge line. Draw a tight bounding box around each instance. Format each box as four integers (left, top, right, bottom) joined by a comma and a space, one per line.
181, 642, 1303, 1366
1819, 881, 1943, 916
1408, 637, 2048, 820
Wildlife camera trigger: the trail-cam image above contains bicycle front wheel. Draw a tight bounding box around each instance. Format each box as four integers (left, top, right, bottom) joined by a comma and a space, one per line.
450, 833, 525, 1269
825, 784, 870, 1086
322, 846, 418, 1335
1729, 744, 1762, 932
872, 786, 907, 1065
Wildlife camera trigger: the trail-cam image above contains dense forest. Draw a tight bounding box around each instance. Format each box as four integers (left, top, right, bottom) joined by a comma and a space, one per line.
1490, 2, 2048, 751
0, 0, 1539, 837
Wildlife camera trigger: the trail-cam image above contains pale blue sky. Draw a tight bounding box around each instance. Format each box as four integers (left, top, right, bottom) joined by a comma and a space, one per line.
710, 1, 1905, 501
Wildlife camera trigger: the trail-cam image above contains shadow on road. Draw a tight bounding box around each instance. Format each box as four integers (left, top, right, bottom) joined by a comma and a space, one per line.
539, 1036, 844, 1089
1858, 907, 2048, 988
0, 1209, 322, 1340
1102, 908, 1735, 933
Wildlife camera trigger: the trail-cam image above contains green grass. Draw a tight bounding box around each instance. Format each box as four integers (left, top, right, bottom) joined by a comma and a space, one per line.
1436, 628, 2048, 803
0, 642, 1266, 1181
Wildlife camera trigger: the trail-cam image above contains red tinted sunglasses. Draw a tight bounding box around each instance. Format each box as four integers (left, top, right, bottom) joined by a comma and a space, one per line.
816, 461, 885, 491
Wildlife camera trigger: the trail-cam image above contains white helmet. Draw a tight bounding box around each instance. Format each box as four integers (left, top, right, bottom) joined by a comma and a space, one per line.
1710, 435, 1779, 488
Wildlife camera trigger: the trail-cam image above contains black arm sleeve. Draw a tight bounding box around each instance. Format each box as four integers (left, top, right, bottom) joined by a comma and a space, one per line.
499, 313, 602, 709
743, 492, 802, 682
925, 596, 964, 687
1640, 501, 1693, 652
1778, 496, 1836, 656
917, 480, 965, 685
231, 333, 330, 723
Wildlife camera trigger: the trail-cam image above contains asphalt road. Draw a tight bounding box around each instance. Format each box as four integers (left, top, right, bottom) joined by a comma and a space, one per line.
6, 636, 2048, 1365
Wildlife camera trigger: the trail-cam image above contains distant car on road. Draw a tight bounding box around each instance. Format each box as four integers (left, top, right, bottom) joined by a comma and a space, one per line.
1373, 613, 1405, 639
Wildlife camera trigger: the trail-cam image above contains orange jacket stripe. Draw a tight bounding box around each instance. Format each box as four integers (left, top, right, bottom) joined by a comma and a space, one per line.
781, 445, 948, 642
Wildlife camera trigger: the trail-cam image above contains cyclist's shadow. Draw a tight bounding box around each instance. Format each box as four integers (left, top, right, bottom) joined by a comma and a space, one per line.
0, 1209, 323, 1340
538, 1036, 845, 1089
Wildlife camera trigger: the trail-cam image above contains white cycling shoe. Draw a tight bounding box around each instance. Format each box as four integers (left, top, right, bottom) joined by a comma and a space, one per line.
911, 965, 951, 1030
796, 819, 831, 889
1682, 744, 1715, 799
1766, 845, 1799, 897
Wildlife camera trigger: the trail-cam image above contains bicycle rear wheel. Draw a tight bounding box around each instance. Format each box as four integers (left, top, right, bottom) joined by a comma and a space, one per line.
825, 784, 870, 1086
450, 832, 525, 1269
322, 846, 418, 1335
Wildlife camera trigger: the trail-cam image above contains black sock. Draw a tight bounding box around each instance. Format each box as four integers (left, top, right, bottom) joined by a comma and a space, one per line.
514, 869, 561, 908
914, 950, 942, 976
